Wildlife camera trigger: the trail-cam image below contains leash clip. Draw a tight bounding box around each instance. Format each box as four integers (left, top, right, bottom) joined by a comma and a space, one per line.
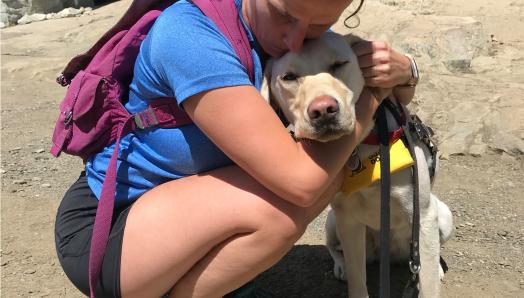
409, 114, 438, 156
409, 260, 421, 275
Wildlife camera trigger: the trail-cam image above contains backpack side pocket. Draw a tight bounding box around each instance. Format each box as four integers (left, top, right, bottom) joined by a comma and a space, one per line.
51, 70, 130, 160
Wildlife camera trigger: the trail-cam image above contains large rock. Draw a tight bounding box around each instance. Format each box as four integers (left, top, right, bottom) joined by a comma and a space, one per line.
333, 0, 524, 158
0, 1, 9, 25
1, 0, 94, 26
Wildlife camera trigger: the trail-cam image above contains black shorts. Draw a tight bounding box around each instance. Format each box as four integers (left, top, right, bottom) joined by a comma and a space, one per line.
55, 172, 132, 297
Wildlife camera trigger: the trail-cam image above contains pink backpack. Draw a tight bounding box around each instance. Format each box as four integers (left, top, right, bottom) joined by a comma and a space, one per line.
50, 1, 254, 296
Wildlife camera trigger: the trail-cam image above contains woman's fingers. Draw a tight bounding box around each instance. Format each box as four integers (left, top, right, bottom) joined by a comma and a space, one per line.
352, 40, 412, 88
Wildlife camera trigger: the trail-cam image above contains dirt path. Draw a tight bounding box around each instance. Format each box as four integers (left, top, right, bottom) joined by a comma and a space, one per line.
1, 0, 523, 297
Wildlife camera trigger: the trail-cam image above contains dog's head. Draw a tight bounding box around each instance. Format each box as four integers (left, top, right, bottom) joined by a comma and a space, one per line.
262, 32, 365, 142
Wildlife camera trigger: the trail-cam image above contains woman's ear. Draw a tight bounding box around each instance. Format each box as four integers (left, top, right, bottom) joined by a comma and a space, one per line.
260, 59, 273, 104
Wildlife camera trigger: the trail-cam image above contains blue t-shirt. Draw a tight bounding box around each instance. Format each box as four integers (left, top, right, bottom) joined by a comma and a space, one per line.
85, 0, 263, 206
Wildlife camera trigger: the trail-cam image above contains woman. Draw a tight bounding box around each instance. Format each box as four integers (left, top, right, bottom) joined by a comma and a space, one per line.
55, 0, 415, 297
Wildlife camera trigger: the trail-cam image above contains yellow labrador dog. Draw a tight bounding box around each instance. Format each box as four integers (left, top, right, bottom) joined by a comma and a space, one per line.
262, 32, 453, 298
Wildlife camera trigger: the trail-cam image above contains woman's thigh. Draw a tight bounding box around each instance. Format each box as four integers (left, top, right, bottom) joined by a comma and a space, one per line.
120, 165, 324, 297
55, 172, 131, 297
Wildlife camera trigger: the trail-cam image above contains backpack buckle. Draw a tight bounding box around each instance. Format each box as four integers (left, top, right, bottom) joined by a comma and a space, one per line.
64, 111, 73, 125
56, 74, 71, 87
134, 108, 159, 129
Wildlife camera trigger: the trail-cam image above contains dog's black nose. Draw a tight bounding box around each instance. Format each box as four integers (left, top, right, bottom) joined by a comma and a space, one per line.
307, 96, 339, 120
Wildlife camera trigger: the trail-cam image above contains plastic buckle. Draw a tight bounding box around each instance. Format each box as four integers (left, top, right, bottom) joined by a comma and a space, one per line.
64, 111, 73, 125
56, 74, 71, 87
134, 115, 145, 129
134, 108, 159, 130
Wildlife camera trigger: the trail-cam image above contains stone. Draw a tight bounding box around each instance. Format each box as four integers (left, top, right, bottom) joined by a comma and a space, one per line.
16, 14, 31, 25
2, 0, 95, 25
30, 13, 46, 22
57, 7, 81, 18
0, 2, 9, 26
17, 12, 47, 24
444, 59, 472, 73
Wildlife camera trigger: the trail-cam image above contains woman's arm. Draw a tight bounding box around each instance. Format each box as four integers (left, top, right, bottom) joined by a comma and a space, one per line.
182, 86, 380, 207
392, 85, 415, 106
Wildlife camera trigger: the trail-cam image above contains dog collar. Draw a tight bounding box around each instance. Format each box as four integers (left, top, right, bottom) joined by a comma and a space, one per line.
362, 100, 407, 145
362, 127, 405, 145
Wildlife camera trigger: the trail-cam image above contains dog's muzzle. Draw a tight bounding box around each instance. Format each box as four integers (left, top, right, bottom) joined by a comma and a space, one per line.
306, 95, 346, 137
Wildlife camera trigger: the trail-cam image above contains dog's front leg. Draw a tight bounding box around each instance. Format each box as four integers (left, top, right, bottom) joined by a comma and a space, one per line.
326, 208, 347, 280
332, 194, 369, 298
418, 197, 441, 298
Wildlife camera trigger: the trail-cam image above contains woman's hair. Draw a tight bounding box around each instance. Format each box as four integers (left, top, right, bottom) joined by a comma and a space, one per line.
344, 0, 364, 28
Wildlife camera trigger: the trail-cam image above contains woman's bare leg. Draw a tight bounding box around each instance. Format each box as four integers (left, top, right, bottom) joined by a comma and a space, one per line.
120, 165, 340, 298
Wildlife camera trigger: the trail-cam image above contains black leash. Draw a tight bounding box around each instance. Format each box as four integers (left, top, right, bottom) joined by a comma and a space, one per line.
400, 106, 421, 298
376, 100, 422, 298
377, 103, 391, 298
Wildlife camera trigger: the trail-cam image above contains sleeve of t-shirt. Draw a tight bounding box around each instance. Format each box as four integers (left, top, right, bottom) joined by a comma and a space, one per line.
146, 2, 252, 106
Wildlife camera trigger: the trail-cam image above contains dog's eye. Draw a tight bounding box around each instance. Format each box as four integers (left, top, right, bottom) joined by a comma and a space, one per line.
281, 72, 298, 81
330, 61, 349, 72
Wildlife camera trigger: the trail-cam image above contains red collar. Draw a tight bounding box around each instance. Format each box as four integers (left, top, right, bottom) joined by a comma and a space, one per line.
362, 127, 404, 145
362, 101, 407, 145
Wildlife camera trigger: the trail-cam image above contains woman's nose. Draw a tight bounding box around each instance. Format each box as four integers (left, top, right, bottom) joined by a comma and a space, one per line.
284, 22, 308, 52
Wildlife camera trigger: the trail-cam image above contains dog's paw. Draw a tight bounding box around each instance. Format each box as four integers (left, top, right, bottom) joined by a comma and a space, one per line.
333, 262, 346, 281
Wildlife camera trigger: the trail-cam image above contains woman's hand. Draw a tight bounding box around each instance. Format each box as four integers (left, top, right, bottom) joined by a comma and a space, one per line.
352, 40, 412, 89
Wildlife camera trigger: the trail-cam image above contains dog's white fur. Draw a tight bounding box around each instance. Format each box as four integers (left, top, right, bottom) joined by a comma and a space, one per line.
262, 32, 453, 298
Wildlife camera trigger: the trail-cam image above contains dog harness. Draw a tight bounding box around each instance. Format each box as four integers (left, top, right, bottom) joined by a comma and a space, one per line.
341, 101, 414, 194
341, 139, 414, 194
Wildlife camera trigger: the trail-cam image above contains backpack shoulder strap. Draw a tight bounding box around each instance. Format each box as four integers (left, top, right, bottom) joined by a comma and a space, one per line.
192, 0, 254, 81
132, 0, 256, 131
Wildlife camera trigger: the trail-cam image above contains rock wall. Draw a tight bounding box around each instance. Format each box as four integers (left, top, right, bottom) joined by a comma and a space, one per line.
1, 0, 95, 27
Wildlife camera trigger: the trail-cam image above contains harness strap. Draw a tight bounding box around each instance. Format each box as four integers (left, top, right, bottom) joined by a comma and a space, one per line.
377, 102, 391, 298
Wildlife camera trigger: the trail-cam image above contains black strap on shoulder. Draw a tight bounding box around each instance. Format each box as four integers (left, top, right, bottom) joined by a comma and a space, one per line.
377, 102, 391, 298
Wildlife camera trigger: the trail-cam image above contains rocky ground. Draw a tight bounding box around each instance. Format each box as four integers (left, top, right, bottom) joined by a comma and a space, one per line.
1, 0, 523, 297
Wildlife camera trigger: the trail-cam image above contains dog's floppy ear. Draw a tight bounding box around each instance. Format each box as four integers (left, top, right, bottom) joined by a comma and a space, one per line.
260, 59, 283, 113
260, 59, 273, 104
